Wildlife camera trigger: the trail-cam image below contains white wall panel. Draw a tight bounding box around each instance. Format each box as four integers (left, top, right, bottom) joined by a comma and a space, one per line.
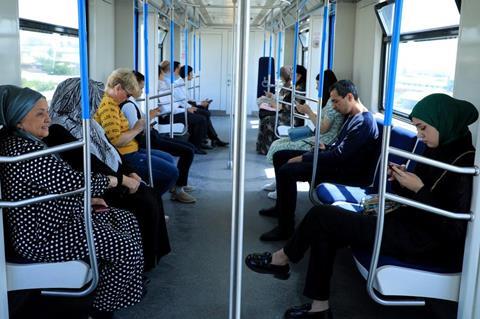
114, 0, 134, 70
333, 2, 355, 81
352, 0, 382, 111
453, 0, 480, 144
0, 0, 20, 85
88, 0, 115, 83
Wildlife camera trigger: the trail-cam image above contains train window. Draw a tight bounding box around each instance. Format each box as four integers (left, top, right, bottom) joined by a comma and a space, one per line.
158, 28, 167, 62
18, 0, 80, 100
299, 30, 309, 66
377, 0, 460, 116
19, 0, 79, 29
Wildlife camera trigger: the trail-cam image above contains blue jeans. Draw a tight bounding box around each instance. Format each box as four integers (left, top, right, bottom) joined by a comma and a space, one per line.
123, 149, 179, 195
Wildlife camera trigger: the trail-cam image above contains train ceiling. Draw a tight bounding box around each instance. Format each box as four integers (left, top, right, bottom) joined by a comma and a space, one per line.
147, 0, 361, 29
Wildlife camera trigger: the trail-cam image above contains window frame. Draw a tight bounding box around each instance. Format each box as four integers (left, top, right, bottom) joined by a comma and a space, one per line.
378, 23, 459, 119
18, 0, 84, 99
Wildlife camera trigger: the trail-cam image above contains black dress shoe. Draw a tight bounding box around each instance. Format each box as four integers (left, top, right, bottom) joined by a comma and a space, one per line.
258, 206, 279, 217
245, 252, 290, 280
260, 226, 292, 241
284, 304, 333, 319
212, 139, 229, 147
195, 147, 207, 155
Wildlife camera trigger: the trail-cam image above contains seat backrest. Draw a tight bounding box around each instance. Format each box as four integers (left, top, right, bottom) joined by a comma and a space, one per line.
370, 118, 419, 189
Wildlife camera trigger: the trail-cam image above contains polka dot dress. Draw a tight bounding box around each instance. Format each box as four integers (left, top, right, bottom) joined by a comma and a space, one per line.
0, 135, 144, 312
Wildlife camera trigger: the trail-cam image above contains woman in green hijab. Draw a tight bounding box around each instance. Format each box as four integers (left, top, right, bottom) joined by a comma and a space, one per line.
244, 93, 478, 319
0, 85, 145, 319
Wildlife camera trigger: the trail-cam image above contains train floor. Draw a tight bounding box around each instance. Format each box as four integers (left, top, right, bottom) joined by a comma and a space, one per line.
9, 116, 456, 319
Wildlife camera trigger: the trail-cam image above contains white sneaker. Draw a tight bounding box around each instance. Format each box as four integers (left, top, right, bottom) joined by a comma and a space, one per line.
182, 185, 195, 192
262, 181, 276, 192
267, 191, 277, 200
171, 190, 197, 203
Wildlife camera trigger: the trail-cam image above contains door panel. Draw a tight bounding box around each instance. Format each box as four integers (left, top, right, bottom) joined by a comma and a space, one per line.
200, 32, 224, 111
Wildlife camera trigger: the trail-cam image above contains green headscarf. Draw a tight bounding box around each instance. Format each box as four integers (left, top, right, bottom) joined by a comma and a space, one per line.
409, 93, 478, 146
0, 85, 44, 130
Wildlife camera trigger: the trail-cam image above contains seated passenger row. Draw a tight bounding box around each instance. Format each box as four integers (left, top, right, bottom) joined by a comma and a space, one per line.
247, 90, 478, 318
157, 61, 229, 154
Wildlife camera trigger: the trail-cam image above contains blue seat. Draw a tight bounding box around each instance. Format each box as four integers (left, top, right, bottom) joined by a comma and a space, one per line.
332, 199, 461, 302
316, 116, 421, 205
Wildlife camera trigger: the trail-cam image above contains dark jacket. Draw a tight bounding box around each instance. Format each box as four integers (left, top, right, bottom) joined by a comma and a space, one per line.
387, 133, 475, 268
303, 111, 380, 186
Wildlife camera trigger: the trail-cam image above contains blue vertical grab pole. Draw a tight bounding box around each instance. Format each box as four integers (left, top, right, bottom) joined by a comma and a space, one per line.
184, 26, 188, 83
263, 29, 266, 57
77, 0, 99, 296
276, 31, 282, 79
143, 0, 154, 186
267, 31, 273, 93
193, 31, 196, 100
290, 18, 300, 128
198, 33, 202, 98
169, 6, 175, 138
328, 5, 336, 70
308, 0, 329, 205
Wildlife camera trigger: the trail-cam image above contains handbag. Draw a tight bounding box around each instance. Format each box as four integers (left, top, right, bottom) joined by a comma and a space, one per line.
288, 126, 313, 142
360, 194, 403, 216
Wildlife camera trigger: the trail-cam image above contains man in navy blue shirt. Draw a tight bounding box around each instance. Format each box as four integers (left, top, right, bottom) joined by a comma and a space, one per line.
260, 80, 380, 241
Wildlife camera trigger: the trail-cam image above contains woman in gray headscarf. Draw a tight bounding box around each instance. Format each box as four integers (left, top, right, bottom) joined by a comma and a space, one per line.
46, 77, 171, 271
0, 85, 144, 319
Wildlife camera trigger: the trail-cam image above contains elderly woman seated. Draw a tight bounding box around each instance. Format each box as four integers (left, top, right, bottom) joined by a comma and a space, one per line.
94, 68, 179, 195
0, 85, 144, 319
44, 77, 170, 271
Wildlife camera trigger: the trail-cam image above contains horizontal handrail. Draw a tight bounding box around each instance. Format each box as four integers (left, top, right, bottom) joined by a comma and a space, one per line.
389, 147, 479, 175
188, 85, 200, 90
267, 84, 307, 95
136, 83, 188, 102
277, 100, 310, 120
385, 193, 472, 220
0, 188, 86, 209
292, 112, 309, 120
137, 91, 172, 101
295, 94, 320, 103
157, 98, 187, 106
0, 141, 84, 163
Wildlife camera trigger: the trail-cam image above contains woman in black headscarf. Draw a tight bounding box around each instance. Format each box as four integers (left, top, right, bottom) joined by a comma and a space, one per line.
0, 85, 144, 319
45, 77, 170, 271
246, 93, 478, 319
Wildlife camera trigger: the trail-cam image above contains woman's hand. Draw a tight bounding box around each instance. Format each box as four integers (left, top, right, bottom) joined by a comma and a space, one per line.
91, 198, 108, 207
128, 172, 143, 182
149, 107, 161, 119
265, 91, 274, 99
287, 155, 303, 164
390, 165, 424, 193
123, 175, 141, 194
107, 176, 118, 188
296, 103, 310, 115
387, 163, 405, 181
